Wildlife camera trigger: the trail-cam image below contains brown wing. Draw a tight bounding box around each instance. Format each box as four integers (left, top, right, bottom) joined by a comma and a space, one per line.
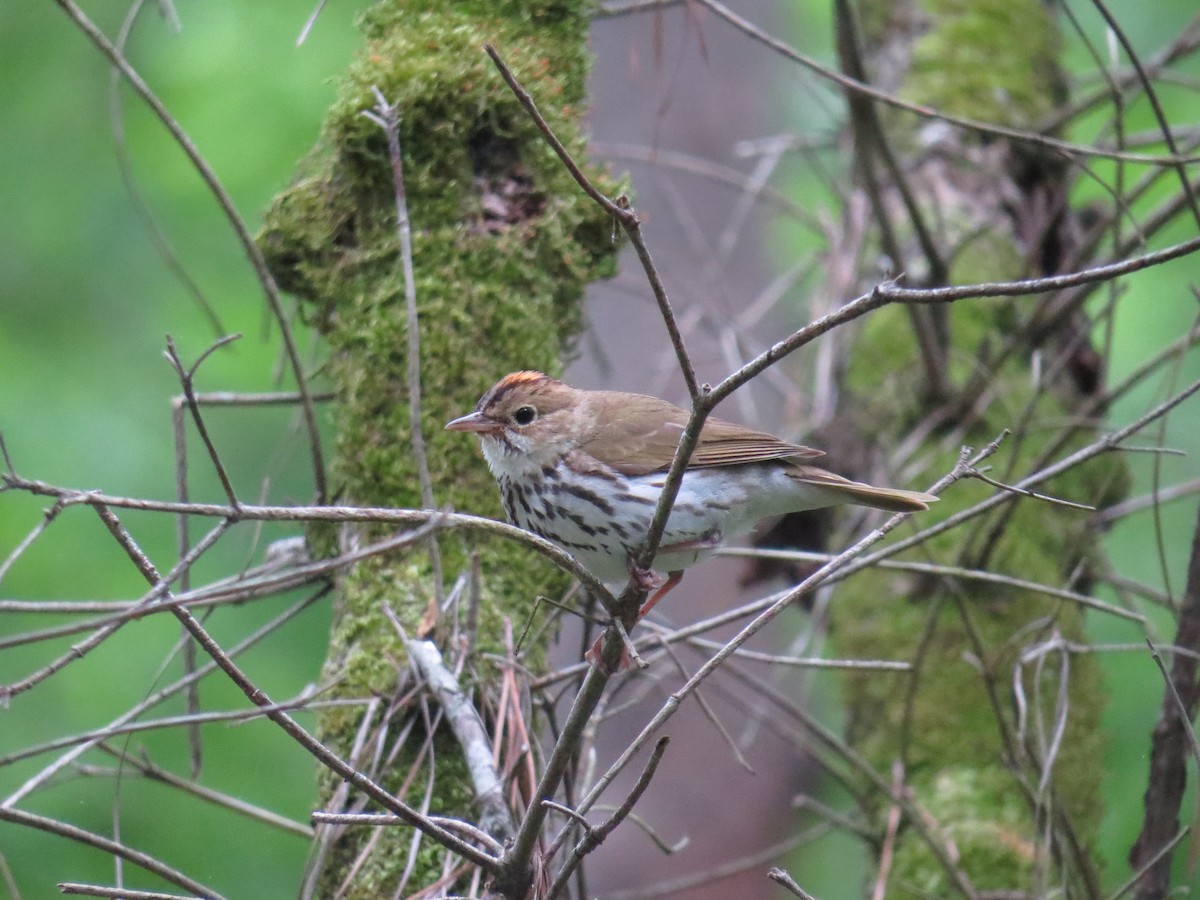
580, 390, 823, 476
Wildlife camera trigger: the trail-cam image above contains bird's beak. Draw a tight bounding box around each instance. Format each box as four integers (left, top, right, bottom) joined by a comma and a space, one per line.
445, 411, 501, 434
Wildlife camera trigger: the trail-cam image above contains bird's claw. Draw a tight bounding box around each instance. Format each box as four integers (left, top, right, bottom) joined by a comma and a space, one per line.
627, 563, 661, 592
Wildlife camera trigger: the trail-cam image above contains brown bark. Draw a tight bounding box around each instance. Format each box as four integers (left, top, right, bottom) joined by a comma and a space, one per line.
1130, 503, 1200, 897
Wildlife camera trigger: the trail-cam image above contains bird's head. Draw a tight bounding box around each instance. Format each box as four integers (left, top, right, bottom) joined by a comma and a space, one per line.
446, 371, 583, 477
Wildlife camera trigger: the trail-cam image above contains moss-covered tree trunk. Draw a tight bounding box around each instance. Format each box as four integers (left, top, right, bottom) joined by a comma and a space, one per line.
824, 0, 1125, 892
257, 2, 617, 894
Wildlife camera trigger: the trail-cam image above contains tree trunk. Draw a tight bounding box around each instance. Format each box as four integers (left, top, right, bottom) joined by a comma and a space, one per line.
822, 0, 1126, 892
257, 2, 618, 894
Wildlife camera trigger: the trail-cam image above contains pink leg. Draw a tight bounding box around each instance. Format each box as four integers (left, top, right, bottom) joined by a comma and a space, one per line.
625, 529, 720, 600
638, 569, 684, 618
586, 532, 721, 671
586, 569, 687, 671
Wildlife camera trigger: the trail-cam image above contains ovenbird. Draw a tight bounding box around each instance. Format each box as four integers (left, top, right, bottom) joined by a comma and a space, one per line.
446, 372, 936, 616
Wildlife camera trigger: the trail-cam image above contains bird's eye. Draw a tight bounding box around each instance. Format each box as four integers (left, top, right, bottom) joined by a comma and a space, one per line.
511, 406, 537, 426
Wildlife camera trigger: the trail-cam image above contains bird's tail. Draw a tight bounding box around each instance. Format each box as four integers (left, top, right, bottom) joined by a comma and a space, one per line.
789, 466, 938, 513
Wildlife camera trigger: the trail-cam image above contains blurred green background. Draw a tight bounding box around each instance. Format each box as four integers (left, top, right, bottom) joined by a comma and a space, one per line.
1, 1, 1198, 897
0, 3, 359, 895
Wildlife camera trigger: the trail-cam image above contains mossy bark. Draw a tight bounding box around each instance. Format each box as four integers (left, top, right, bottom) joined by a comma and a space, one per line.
257, 2, 617, 895
827, 0, 1124, 892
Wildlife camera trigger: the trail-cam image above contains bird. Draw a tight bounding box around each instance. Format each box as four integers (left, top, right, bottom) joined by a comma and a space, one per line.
446, 371, 937, 625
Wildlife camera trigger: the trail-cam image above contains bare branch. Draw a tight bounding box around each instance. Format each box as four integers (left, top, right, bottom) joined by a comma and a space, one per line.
1130, 500, 1200, 894
0, 805, 220, 899
88, 503, 498, 870
164, 335, 243, 512
769, 867, 819, 900
362, 88, 443, 595
51, 0, 327, 502
59, 885, 200, 900
494, 664, 611, 896
0, 479, 614, 605
546, 736, 671, 898
401, 630, 516, 842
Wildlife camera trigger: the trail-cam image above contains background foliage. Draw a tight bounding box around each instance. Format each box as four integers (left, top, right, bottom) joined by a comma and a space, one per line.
1, 1, 1198, 896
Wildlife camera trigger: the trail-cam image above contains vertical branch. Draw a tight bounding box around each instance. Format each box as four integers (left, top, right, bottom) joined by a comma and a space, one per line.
1130, 503, 1200, 896
171, 395, 202, 778
164, 335, 243, 513
495, 664, 611, 897
483, 43, 699, 402
363, 89, 443, 596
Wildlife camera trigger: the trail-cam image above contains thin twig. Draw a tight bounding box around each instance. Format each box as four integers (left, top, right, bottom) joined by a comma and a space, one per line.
59, 884, 200, 899
1108, 828, 1190, 900
483, 43, 698, 400
655, 639, 753, 772
170, 384, 202, 778
546, 736, 670, 898
362, 88, 443, 595
52, 0, 327, 502
164, 335, 243, 512
0, 497, 66, 583
0, 432, 16, 474
0, 806, 220, 898
769, 868, 819, 900
1147, 640, 1200, 767
680, 635, 911, 670
296, 0, 328, 45
88, 504, 498, 870
965, 468, 1096, 511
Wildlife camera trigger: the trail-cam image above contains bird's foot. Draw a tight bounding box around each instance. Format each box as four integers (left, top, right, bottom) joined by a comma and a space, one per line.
585, 568, 688, 672
626, 562, 662, 593
623, 529, 719, 596
638, 569, 684, 618
585, 623, 645, 673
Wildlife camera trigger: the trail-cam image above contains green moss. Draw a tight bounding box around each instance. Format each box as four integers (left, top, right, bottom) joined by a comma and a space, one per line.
834, 265, 1116, 890
891, 768, 1038, 892
838, 285, 1117, 866
257, 0, 617, 892
906, 0, 1064, 128
816, 0, 1119, 889
314, 747, 478, 899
